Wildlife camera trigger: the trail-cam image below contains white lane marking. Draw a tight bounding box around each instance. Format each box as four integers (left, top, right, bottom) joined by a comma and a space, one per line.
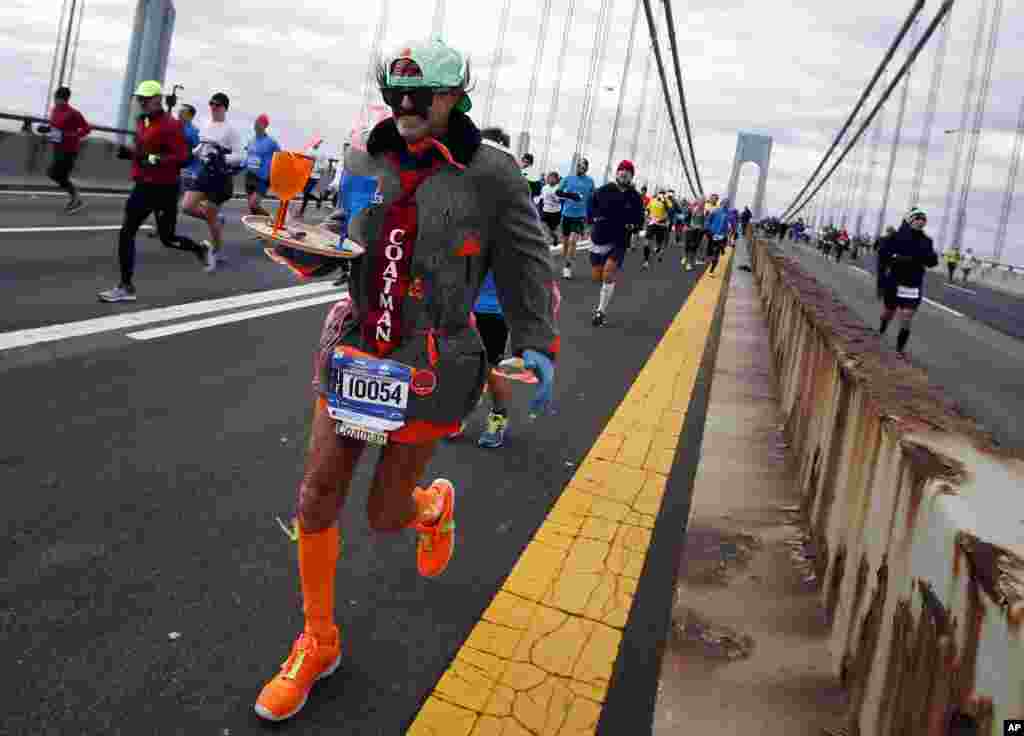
943, 282, 976, 295
922, 298, 964, 317
127, 292, 342, 340
0, 225, 152, 233
0, 190, 130, 199
0, 281, 339, 352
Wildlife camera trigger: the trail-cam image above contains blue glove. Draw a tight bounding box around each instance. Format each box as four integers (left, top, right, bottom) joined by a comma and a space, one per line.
522, 349, 555, 416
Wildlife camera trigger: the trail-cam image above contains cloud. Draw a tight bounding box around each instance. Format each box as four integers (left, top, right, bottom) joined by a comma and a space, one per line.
6, 0, 1023, 263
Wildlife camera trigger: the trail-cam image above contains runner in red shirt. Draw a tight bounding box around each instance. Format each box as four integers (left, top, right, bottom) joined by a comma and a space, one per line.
98, 81, 208, 303
42, 87, 91, 214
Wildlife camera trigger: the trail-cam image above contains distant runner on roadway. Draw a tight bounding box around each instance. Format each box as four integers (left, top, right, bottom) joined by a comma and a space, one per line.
876, 208, 938, 359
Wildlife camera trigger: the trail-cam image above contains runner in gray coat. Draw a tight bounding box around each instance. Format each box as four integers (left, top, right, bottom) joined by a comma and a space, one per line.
256, 37, 560, 723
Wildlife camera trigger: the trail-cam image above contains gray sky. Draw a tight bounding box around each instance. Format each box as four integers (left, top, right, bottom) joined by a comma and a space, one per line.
5, 0, 1024, 264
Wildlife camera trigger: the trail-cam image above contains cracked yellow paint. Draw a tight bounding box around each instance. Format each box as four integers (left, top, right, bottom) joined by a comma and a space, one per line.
409, 251, 731, 735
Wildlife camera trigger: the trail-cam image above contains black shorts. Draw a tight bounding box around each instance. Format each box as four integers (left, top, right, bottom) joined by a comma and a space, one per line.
646, 223, 667, 244
196, 167, 234, 206
685, 227, 704, 251
474, 312, 509, 366
541, 211, 562, 232
883, 284, 922, 311
245, 172, 268, 196
561, 216, 586, 236
47, 151, 78, 187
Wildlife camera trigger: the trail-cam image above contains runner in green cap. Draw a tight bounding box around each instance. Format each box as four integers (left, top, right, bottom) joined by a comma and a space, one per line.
255, 37, 560, 722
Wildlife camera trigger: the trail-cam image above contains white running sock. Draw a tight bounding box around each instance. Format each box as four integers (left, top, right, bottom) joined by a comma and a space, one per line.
598, 282, 615, 312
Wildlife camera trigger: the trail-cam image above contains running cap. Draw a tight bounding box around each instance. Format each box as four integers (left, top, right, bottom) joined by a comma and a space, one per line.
256, 113, 270, 127
906, 207, 927, 222
209, 92, 230, 109
381, 37, 472, 113
134, 80, 163, 98
616, 159, 635, 174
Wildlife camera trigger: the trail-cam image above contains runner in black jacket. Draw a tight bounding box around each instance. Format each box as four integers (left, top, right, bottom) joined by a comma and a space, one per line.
588, 160, 645, 326
876, 208, 938, 358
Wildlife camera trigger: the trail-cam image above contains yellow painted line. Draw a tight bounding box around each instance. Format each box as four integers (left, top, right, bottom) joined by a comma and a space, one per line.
409, 252, 733, 736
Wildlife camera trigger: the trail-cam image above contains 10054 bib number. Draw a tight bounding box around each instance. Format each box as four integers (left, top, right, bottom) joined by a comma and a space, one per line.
338, 372, 408, 408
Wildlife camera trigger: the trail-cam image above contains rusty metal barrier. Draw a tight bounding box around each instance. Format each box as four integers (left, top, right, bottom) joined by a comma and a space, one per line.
748, 238, 1023, 735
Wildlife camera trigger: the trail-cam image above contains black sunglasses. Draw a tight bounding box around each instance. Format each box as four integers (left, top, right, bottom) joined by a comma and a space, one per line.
209, 101, 225, 108
380, 86, 454, 112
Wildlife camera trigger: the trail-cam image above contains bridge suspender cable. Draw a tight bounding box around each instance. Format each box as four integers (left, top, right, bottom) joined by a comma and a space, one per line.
782, 0, 926, 220
785, 0, 953, 222
629, 46, 655, 162
481, 0, 514, 127
661, 0, 703, 196
541, 0, 578, 173
520, 0, 554, 156
908, 13, 952, 209
950, 0, 1004, 251
575, 0, 614, 166
604, 0, 642, 182
993, 94, 1024, 263
639, 0, 697, 198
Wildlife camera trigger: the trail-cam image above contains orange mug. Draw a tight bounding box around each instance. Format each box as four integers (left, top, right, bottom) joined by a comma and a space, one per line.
269, 151, 314, 232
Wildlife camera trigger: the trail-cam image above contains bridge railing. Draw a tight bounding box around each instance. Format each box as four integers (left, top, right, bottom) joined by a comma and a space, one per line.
748, 236, 1023, 735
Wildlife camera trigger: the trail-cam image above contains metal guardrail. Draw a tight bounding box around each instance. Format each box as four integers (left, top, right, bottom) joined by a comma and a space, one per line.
0, 111, 134, 137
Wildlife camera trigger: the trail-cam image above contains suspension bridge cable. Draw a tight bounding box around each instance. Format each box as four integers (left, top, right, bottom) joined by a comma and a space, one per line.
520, 0, 554, 151
876, 22, 917, 237
639, 0, 696, 198
432, 0, 445, 38
661, 0, 703, 195
604, 0, 642, 181
577, 0, 615, 162
782, 0, 925, 220
360, 0, 389, 123
629, 46, 654, 162
68, 0, 85, 86
541, 0, 578, 172
44, 0, 70, 117
784, 0, 954, 222
481, 0, 514, 126
939, 0, 989, 250
993, 94, 1024, 262
951, 0, 1004, 250
856, 86, 890, 234
909, 13, 951, 208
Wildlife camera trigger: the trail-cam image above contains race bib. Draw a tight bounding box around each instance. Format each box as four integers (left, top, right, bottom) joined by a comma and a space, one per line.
246, 154, 261, 172
896, 286, 920, 300
327, 349, 411, 444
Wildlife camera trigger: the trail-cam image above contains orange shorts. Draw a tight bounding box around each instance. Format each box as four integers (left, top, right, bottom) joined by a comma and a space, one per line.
315, 396, 459, 445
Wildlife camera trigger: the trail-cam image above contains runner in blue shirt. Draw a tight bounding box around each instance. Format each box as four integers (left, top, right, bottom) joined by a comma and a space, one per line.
556, 157, 595, 279
244, 114, 280, 216
471, 270, 512, 448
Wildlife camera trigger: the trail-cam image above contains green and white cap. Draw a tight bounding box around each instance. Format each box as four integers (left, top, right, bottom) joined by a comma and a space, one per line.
134, 80, 163, 98
383, 36, 472, 113
906, 207, 927, 222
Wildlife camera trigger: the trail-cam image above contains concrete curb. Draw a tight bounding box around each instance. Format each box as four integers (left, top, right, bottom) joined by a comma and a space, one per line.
750, 239, 1023, 735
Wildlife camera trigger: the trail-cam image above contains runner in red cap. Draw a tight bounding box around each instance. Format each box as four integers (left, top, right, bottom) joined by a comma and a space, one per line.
243, 114, 280, 217
586, 160, 645, 326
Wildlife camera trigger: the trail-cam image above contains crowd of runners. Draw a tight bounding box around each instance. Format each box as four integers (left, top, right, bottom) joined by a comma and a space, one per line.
25, 34, 953, 724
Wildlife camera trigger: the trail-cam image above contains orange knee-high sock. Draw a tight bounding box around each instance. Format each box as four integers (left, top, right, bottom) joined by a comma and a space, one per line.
298, 525, 340, 639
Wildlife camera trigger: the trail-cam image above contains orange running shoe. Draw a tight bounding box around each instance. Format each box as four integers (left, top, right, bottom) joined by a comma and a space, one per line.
254, 627, 342, 721
413, 479, 456, 578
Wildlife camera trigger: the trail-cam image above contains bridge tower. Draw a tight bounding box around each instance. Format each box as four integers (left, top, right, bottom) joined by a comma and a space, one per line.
726, 132, 773, 219
117, 0, 176, 133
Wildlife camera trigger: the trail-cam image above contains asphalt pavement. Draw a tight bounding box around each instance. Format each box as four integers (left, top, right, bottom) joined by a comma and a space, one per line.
1, 191, 717, 735
779, 237, 1023, 451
